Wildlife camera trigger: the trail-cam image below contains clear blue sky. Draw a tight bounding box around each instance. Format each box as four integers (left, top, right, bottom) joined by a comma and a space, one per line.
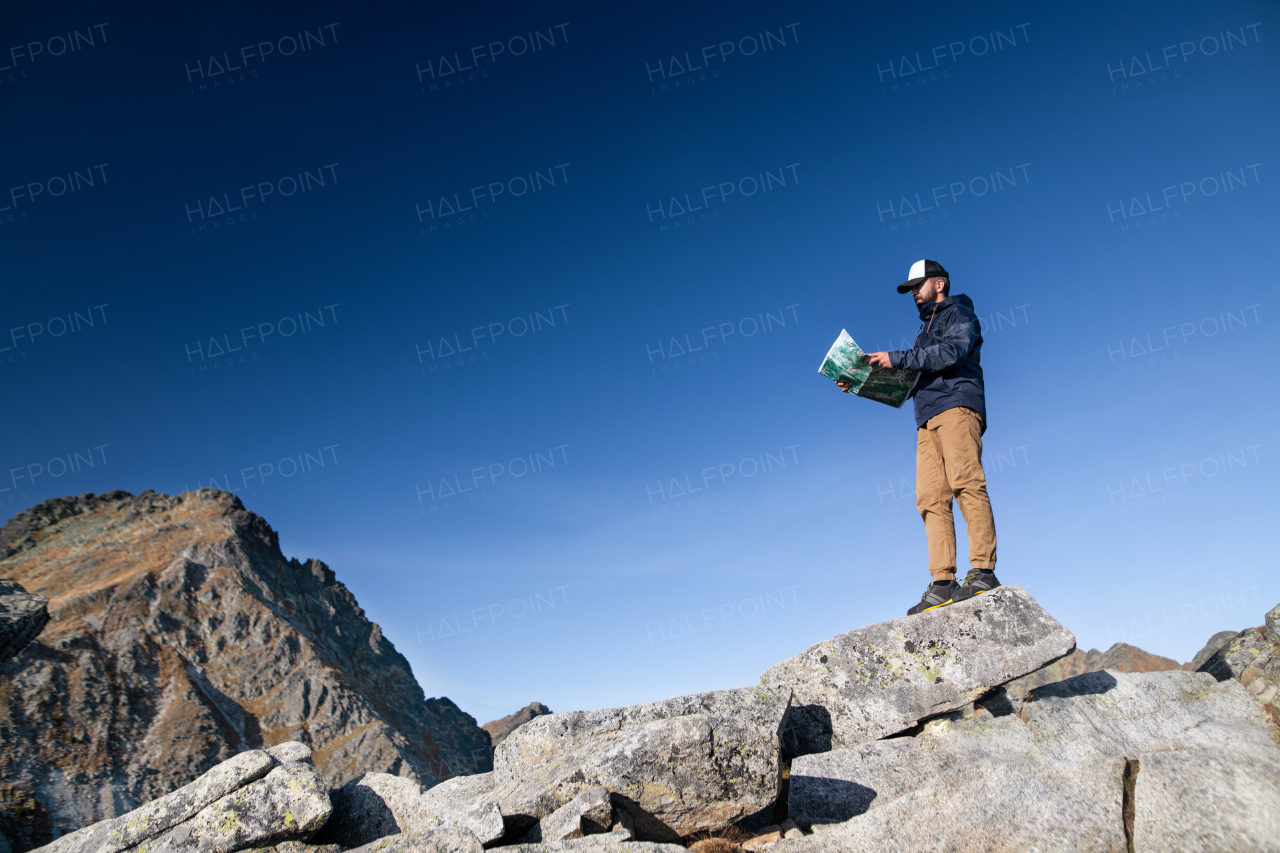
2, 0, 1277, 724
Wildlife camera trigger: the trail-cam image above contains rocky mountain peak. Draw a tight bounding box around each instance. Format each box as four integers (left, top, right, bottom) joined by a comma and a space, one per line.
0, 489, 491, 851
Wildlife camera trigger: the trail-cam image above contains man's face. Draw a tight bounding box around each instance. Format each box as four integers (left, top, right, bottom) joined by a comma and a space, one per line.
910, 277, 944, 304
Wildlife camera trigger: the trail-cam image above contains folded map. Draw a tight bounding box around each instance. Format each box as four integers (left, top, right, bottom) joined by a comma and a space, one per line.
818, 329, 918, 409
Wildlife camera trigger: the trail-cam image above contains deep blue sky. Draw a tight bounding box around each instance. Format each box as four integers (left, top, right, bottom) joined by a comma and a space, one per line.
2, 0, 1277, 724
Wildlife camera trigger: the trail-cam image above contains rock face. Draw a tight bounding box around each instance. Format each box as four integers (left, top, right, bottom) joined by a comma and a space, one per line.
31, 742, 330, 853
0, 490, 491, 852
315, 772, 503, 848
786, 667, 1280, 851
1133, 744, 1280, 852
483, 703, 553, 748
1198, 624, 1280, 745
760, 586, 1075, 756
0, 579, 49, 663
491, 686, 792, 842
780, 757, 1127, 853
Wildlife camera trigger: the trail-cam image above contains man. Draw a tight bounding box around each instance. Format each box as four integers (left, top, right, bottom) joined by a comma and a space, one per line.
835, 259, 1001, 615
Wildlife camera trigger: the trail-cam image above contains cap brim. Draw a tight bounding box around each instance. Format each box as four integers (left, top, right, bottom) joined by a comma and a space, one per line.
897, 277, 927, 294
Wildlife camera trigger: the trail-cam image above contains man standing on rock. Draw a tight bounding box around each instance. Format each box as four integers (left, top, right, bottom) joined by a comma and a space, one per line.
835, 259, 1001, 615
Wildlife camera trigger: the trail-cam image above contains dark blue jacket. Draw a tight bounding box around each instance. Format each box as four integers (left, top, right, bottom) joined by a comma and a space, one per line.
888, 293, 986, 431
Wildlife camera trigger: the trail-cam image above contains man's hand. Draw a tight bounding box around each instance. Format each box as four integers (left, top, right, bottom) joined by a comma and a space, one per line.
834, 378, 852, 392
865, 351, 893, 369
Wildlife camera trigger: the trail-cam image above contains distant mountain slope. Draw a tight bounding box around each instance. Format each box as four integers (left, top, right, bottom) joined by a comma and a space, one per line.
483, 701, 553, 747
1005, 633, 1238, 695
0, 489, 491, 851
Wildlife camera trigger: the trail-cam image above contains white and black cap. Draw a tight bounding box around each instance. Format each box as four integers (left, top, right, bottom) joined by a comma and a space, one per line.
897, 259, 950, 293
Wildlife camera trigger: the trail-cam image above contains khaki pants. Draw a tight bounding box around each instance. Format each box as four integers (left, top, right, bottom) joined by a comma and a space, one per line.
916, 406, 997, 580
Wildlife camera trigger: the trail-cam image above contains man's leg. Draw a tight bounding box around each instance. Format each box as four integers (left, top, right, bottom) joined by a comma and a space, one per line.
932, 407, 997, 570
916, 423, 957, 580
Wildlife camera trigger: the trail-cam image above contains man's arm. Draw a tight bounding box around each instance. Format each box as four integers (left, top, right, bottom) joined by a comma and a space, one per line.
888, 314, 978, 372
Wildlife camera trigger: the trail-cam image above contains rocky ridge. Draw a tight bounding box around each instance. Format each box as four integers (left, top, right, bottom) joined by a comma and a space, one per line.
21, 581, 1278, 852
0, 490, 491, 852
5, 490, 1278, 852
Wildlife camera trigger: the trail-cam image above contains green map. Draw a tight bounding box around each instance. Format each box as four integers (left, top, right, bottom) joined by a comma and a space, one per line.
818, 329, 918, 409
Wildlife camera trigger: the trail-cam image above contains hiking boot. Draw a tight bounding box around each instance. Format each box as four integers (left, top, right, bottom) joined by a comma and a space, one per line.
952, 568, 1001, 602
907, 580, 959, 615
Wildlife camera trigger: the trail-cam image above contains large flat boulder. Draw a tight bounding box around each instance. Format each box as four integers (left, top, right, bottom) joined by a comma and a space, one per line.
775, 756, 1126, 853
1133, 744, 1280, 852
315, 772, 502, 848
1022, 669, 1280, 764
505, 841, 686, 853
33, 749, 278, 853
789, 713, 1036, 825
760, 586, 1074, 755
343, 827, 484, 853
31, 744, 329, 853
490, 686, 791, 841
0, 578, 49, 662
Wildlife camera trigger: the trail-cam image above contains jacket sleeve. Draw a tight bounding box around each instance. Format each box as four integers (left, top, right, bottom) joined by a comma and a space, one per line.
888, 312, 978, 372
